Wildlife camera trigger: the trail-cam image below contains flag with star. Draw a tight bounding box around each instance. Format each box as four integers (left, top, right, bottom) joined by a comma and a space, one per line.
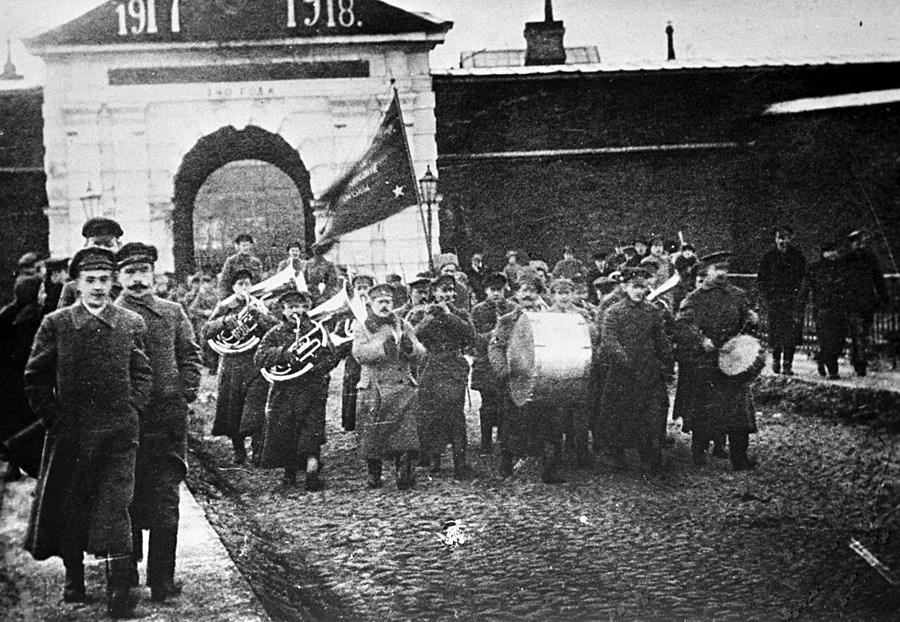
316, 90, 420, 244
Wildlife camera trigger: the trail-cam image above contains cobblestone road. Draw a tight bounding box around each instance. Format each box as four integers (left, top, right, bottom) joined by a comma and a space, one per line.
188, 365, 900, 621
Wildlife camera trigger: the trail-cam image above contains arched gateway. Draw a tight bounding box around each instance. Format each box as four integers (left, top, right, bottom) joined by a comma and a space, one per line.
27, 0, 450, 276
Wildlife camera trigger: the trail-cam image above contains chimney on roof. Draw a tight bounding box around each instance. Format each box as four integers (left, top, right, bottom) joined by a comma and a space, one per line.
524, 0, 566, 66
666, 22, 676, 61
2, 40, 24, 80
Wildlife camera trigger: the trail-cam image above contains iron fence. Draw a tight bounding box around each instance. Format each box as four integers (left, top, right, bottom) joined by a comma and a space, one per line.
729, 273, 900, 366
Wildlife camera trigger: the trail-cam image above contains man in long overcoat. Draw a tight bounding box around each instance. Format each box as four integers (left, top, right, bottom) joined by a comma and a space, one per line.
842, 230, 888, 377
255, 290, 336, 491
340, 273, 375, 432
597, 269, 673, 470
115, 243, 202, 601
24, 247, 154, 617
353, 284, 427, 489
757, 227, 806, 375
806, 242, 848, 379
674, 252, 759, 470
415, 275, 476, 477
470, 273, 516, 455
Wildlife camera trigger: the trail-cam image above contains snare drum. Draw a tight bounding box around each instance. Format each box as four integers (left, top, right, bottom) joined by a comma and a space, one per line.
507, 312, 594, 407
718, 334, 766, 384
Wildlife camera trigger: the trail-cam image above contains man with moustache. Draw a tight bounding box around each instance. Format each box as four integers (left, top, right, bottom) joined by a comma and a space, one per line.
339, 272, 376, 432
114, 243, 202, 601
24, 246, 153, 618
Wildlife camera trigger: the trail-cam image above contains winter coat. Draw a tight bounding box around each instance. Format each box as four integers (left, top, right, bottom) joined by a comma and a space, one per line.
23, 303, 153, 560
673, 280, 757, 437
217, 252, 263, 299
806, 258, 848, 314
841, 248, 887, 314
597, 298, 673, 450
415, 304, 475, 455
353, 312, 426, 459
202, 297, 277, 437
470, 298, 518, 391
758, 246, 806, 304
254, 316, 336, 467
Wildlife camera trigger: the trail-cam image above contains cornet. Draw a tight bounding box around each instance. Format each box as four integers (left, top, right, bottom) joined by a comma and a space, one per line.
260, 315, 331, 382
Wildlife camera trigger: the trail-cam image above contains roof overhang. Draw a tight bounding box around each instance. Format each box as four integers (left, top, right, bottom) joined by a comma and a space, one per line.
764, 88, 900, 115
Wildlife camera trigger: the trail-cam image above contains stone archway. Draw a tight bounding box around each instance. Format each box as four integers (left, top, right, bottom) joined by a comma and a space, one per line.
172, 125, 313, 275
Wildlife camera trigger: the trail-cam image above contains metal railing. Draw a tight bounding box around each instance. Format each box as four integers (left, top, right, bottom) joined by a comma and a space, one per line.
729, 274, 900, 364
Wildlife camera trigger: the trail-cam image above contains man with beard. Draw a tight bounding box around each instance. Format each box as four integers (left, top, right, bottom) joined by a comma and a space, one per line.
24, 247, 153, 618
415, 274, 476, 478
596, 268, 673, 471
353, 284, 427, 490
255, 290, 337, 491
757, 227, 806, 375
488, 281, 556, 480
674, 252, 759, 470
114, 243, 202, 601
470, 273, 517, 456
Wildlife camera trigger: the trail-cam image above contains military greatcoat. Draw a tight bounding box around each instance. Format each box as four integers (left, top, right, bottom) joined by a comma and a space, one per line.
674, 280, 757, 438
353, 312, 426, 459
202, 297, 277, 438
23, 303, 153, 561
115, 294, 201, 535
254, 316, 336, 467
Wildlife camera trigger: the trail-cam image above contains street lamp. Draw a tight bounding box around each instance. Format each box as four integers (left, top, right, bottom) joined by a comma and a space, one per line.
80, 181, 102, 219
418, 166, 438, 272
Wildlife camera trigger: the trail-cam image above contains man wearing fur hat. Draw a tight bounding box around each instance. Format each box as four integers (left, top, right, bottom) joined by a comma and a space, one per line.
674, 252, 759, 470
415, 274, 477, 477
24, 246, 154, 617
470, 273, 517, 455
353, 284, 427, 489
114, 243, 202, 601
433, 252, 473, 312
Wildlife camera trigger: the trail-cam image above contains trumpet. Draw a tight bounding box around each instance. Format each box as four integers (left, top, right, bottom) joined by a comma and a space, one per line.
261, 315, 330, 383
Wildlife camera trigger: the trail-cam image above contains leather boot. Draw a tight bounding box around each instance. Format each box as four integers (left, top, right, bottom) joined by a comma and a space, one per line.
148, 527, 180, 601
367, 459, 382, 489
397, 452, 416, 490
231, 437, 247, 465
305, 470, 325, 492
500, 451, 514, 478
63, 554, 86, 603
541, 441, 565, 484
452, 443, 473, 480
106, 556, 139, 618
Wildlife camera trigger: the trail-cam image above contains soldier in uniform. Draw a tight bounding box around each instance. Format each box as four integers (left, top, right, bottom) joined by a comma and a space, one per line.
470, 273, 517, 455
806, 242, 848, 379
57, 217, 124, 309
202, 269, 277, 464
255, 290, 336, 491
114, 243, 202, 602
842, 230, 888, 377
415, 274, 477, 477
353, 284, 427, 489
596, 268, 673, 470
675, 252, 759, 470
24, 247, 153, 618
217, 233, 263, 300
757, 227, 806, 375
396, 273, 431, 319
340, 272, 375, 432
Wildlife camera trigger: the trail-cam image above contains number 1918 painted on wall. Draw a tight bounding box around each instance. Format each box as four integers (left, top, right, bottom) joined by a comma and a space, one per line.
116, 0, 180, 35
286, 0, 358, 29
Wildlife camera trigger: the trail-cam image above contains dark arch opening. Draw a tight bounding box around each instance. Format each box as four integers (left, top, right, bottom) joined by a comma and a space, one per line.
172, 125, 313, 275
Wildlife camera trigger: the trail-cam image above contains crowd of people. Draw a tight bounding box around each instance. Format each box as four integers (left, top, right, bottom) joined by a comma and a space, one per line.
0, 216, 890, 618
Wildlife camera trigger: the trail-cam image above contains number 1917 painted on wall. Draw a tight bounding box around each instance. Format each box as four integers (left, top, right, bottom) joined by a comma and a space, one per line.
116, 0, 180, 35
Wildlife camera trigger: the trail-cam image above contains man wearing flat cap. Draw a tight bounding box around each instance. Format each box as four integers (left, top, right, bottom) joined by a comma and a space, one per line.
596, 268, 673, 471
842, 230, 888, 377
24, 246, 154, 618
470, 273, 516, 456
757, 226, 806, 375
674, 252, 759, 471
57, 217, 125, 309
114, 243, 202, 601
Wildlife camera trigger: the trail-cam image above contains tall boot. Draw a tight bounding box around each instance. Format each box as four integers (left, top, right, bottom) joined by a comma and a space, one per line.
692, 433, 710, 466
452, 436, 473, 479
367, 459, 383, 489
480, 417, 494, 455
63, 553, 86, 603
106, 555, 139, 618
782, 346, 795, 375
500, 450, 514, 478
541, 439, 565, 484
148, 527, 181, 601
729, 431, 757, 471
771, 348, 782, 374
397, 452, 416, 490
128, 526, 142, 587
231, 437, 247, 465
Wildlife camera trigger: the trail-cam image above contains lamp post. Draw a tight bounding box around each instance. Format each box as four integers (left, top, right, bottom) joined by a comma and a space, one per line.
418, 166, 438, 272
79, 182, 102, 219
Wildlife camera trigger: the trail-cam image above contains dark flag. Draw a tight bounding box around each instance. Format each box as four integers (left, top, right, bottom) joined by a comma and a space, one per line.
316, 91, 419, 244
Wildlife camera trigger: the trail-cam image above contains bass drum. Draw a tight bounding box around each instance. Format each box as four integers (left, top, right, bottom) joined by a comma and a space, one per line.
718, 334, 766, 384
507, 311, 594, 408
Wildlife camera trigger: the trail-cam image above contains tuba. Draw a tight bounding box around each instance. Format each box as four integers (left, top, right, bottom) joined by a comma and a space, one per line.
260, 287, 367, 382
208, 267, 305, 356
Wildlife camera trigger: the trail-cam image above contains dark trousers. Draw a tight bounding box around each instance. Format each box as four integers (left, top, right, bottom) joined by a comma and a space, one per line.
692, 430, 750, 469
478, 386, 504, 452
816, 309, 848, 376
847, 311, 873, 374
768, 301, 801, 370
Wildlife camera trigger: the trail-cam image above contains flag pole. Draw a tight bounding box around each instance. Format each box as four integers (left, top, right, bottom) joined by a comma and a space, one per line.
391, 84, 434, 273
